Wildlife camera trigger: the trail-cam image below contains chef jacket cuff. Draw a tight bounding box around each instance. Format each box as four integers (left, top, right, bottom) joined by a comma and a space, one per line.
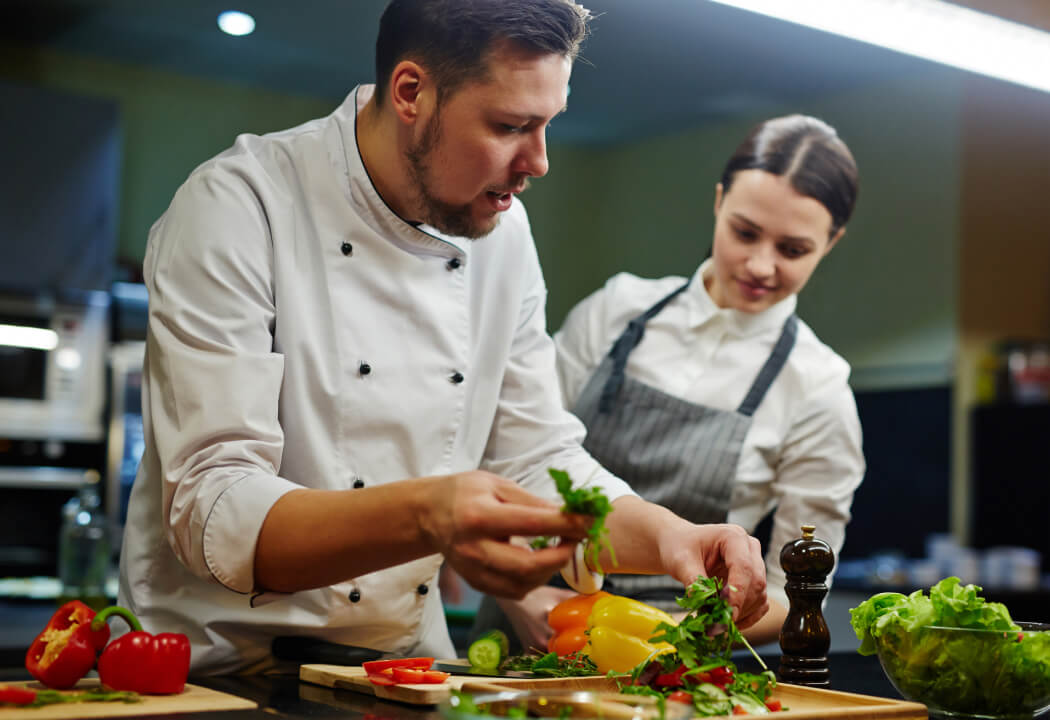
201, 470, 300, 594
560, 542, 604, 594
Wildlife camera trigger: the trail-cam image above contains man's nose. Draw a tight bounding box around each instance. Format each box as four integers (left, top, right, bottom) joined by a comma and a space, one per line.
514, 129, 549, 178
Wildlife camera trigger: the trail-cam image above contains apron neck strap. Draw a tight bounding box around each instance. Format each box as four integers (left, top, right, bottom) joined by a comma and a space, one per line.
599, 281, 691, 413
736, 313, 799, 417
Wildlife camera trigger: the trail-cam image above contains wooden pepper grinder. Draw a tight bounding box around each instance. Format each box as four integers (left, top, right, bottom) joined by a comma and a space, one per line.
777, 523, 833, 687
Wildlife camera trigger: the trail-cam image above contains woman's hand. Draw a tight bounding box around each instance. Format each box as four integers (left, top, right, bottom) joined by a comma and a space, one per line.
497, 585, 577, 654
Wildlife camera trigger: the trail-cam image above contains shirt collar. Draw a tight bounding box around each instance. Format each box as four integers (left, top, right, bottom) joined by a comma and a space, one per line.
337, 84, 466, 261
686, 258, 797, 337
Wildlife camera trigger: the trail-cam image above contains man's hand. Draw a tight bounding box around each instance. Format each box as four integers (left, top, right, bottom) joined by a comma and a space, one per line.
658, 520, 768, 629
419, 471, 590, 599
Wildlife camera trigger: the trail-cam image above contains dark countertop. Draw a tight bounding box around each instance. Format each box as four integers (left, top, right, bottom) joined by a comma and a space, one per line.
0, 651, 903, 719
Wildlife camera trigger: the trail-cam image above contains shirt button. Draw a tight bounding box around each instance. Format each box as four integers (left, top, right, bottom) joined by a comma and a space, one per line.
349, 589, 361, 603
446, 258, 461, 270
353, 477, 365, 489
359, 362, 371, 376
341, 242, 353, 256
416, 584, 429, 596
450, 371, 464, 384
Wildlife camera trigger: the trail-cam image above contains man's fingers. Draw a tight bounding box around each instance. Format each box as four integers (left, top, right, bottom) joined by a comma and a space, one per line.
468, 501, 591, 541
449, 539, 578, 599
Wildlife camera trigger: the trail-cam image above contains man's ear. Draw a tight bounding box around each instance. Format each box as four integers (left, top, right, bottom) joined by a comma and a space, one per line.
713, 183, 724, 217
389, 60, 430, 125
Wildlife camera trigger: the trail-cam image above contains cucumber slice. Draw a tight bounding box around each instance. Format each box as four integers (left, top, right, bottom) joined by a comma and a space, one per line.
468, 629, 509, 669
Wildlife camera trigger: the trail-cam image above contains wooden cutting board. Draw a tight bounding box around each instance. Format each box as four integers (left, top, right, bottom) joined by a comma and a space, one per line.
0, 679, 257, 719
300, 663, 615, 705
299, 664, 928, 718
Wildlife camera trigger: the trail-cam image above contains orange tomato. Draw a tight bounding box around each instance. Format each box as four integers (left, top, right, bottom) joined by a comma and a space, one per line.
547, 591, 610, 633
547, 626, 588, 655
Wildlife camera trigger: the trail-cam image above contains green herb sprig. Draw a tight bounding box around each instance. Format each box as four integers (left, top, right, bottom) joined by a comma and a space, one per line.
547, 468, 616, 574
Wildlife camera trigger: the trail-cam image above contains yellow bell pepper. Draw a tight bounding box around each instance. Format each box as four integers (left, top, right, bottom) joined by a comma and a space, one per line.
584, 595, 676, 673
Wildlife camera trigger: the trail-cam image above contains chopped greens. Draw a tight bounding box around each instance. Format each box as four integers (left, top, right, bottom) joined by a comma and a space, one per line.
501, 650, 599, 678
622, 576, 781, 716
22, 687, 141, 707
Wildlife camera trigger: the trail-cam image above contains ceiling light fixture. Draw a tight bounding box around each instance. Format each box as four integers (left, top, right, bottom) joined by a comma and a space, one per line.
707, 0, 1050, 94
217, 10, 256, 37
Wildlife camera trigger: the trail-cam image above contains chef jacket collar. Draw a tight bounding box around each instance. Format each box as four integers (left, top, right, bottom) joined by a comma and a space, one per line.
686, 259, 797, 338
340, 84, 468, 263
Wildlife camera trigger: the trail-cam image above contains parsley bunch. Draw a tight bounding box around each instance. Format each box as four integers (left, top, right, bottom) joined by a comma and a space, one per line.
649, 575, 742, 668
623, 576, 779, 716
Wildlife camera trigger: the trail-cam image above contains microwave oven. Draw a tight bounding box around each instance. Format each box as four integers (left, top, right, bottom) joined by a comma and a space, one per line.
0, 290, 111, 578
0, 291, 109, 442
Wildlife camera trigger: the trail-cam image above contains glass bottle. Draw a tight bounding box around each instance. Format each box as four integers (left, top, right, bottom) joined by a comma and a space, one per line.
57, 470, 110, 610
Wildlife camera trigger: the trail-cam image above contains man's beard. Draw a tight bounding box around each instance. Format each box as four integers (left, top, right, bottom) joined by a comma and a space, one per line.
405, 112, 499, 240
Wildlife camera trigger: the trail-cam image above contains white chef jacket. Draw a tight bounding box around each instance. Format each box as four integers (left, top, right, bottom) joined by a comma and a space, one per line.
554, 264, 865, 608
117, 84, 635, 674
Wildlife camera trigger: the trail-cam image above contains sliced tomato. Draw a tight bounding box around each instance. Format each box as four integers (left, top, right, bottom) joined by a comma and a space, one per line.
667, 690, 693, 704
0, 684, 38, 705
708, 666, 734, 688
367, 673, 398, 686
390, 668, 450, 684
363, 657, 435, 674
765, 699, 783, 711
732, 705, 749, 715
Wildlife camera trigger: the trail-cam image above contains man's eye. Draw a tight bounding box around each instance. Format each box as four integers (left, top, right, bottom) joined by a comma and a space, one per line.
781, 245, 807, 259
501, 124, 525, 133
733, 227, 758, 241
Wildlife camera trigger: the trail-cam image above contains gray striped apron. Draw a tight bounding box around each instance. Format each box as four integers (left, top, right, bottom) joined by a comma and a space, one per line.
577, 281, 798, 609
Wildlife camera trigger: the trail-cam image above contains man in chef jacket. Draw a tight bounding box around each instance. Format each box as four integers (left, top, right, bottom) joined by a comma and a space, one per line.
118, 0, 769, 674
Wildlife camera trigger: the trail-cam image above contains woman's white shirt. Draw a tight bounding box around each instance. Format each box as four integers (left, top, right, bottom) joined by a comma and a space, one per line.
554, 262, 865, 607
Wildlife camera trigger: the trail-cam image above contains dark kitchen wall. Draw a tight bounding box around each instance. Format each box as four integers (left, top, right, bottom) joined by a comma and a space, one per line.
0, 81, 119, 293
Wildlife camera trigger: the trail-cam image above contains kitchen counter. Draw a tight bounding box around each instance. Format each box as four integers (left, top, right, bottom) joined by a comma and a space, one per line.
0, 651, 903, 719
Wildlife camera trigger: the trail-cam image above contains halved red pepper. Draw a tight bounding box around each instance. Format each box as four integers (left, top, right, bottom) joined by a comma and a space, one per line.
25, 600, 111, 689
390, 667, 450, 684
91, 606, 190, 695
362, 657, 434, 674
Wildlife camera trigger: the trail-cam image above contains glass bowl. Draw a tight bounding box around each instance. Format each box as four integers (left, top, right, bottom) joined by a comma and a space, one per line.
875, 621, 1050, 719
439, 689, 693, 720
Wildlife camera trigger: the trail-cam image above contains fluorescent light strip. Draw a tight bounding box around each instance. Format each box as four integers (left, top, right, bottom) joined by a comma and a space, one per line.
0, 324, 59, 351
708, 0, 1050, 94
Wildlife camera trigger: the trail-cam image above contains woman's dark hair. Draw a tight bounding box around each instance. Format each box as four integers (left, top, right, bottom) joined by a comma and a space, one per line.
721, 115, 859, 234
374, 0, 590, 106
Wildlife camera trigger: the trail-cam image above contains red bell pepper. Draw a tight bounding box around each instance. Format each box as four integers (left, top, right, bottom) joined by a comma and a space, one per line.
90, 606, 190, 695
390, 667, 450, 684
24, 600, 111, 689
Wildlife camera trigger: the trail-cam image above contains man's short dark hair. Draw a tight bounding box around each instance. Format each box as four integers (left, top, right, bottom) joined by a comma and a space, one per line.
374, 0, 591, 105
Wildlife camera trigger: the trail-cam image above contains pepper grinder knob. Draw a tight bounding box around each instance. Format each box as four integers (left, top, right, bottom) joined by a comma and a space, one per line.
777, 523, 833, 687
